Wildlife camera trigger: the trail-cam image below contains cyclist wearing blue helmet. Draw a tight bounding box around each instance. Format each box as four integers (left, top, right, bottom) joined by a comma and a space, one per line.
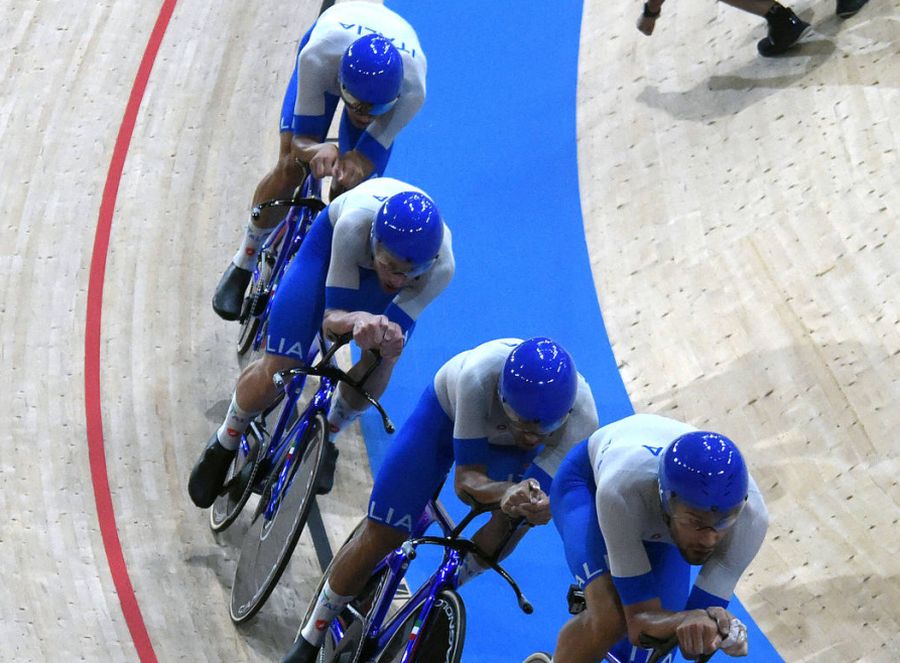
213, 1, 426, 321
189, 178, 453, 510
283, 338, 599, 662
527, 414, 768, 663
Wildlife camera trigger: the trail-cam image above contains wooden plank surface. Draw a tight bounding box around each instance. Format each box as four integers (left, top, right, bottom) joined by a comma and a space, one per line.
577, 2, 899, 661
2, 0, 897, 661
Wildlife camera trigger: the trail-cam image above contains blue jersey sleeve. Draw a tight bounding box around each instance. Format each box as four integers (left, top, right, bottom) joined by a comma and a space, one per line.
685, 585, 730, 610
384, 301, 415, 335
324, 286, 360, 313
355, 130, 391, 176
611, 572, 658, 606
293, 113, 333, 142
453, 437, 492, 467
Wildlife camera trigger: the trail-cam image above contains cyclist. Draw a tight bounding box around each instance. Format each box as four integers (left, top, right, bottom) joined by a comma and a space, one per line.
188, 177, 453, 509
283, 337, 601, 663
529, 414, 768, 662
213, 1, 427, 321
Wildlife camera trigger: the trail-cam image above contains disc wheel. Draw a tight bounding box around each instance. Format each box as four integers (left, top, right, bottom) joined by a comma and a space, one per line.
229, 412, 328, 623
376, 590, 465, 663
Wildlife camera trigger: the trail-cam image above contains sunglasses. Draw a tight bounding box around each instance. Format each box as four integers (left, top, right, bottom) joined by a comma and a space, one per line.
340, 84, 399, 117
500, 399, 570, 436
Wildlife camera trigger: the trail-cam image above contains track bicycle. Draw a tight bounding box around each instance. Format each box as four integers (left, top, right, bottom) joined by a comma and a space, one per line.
289, 500, 534, 663
208, 332, 395, 623
236, 172, 326, 356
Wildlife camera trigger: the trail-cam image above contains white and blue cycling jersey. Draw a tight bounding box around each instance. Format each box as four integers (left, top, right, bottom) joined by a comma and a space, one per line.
266, 177, 453, 362
368, 339, 599, 533
280, 1, 426, 175
551, 413, 769, 611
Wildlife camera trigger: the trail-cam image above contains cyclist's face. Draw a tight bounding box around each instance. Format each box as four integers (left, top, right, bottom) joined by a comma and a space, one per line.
667, 502, 739, 565
345, 105, 376, 128
509, 420, 546, 449
500, 400, 567, 449
373, 246, 415, 292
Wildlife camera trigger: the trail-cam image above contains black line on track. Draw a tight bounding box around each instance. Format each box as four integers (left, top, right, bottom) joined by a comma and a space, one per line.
308, 500, 334, 571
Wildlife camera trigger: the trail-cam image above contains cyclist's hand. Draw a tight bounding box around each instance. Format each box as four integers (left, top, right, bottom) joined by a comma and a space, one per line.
719, 615, 749, 657
518, 489, 550, 525
636, 14, 657, 35
378, 321, 404, 359
351, 314, 404, 358
675, 609, 722, 659
333, 152, 367, 191
351, 313, 388, 351
501, 479, 544, 519
309, 143, 340, 179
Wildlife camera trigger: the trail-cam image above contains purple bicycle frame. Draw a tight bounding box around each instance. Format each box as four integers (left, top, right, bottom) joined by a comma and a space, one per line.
249, 174, 323, 354
329, 501, 463, 662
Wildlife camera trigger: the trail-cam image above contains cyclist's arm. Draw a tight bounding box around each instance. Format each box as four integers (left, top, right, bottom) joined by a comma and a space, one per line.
333, 150, 375, 193
622, 599, 720, 645
322, 309, 403, 358
289, 41, 340, 172
454, 463, 515, 507
291, 134, 338, 165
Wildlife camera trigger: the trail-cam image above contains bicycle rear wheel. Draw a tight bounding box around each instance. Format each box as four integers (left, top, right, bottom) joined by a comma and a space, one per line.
229, 411, 328, 623
209, 427, 262, 533
376, 590, 465, 663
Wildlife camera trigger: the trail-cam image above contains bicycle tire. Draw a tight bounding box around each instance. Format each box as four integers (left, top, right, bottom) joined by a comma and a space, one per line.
229, 411, 328, 623
209, 427, 263, 533
376, 590, 465, 663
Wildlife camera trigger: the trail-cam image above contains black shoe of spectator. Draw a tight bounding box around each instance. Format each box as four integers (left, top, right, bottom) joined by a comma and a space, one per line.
758, 5, 810, 57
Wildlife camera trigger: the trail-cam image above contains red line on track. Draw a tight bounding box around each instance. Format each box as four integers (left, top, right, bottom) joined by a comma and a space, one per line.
84, 1, 177, 661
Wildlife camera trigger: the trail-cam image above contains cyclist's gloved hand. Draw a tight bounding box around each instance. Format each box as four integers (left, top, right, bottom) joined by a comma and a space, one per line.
676, 609, 722, 659
309, 143, 340, 179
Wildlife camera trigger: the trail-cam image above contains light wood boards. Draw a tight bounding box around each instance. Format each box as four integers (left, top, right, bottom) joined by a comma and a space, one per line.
577, 2, 899, 661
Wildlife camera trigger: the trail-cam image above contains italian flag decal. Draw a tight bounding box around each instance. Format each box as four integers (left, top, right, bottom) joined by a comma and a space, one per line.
408, 617, 423, 642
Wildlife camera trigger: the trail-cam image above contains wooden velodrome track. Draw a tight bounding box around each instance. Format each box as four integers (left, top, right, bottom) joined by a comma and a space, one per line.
2, 0, 897, 661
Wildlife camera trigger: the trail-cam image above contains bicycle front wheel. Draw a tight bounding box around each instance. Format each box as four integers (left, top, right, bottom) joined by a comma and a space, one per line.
377, 590, 466, 663
294, 517, 390, 661
229, 412, 328, 623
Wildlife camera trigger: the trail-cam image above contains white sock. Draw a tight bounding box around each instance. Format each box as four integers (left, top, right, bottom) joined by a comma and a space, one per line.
326, 392, 365, 435
232, 217, 274, 271
216, 393, 259, 451
299, 580, 354, 647
456, 552, 489, 587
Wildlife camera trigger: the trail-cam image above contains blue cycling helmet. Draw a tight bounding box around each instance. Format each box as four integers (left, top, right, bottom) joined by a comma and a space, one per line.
371, 191, 444, 275
659, 431, 749, 514
339, 34, 404, 115
499, 338, 578, 434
